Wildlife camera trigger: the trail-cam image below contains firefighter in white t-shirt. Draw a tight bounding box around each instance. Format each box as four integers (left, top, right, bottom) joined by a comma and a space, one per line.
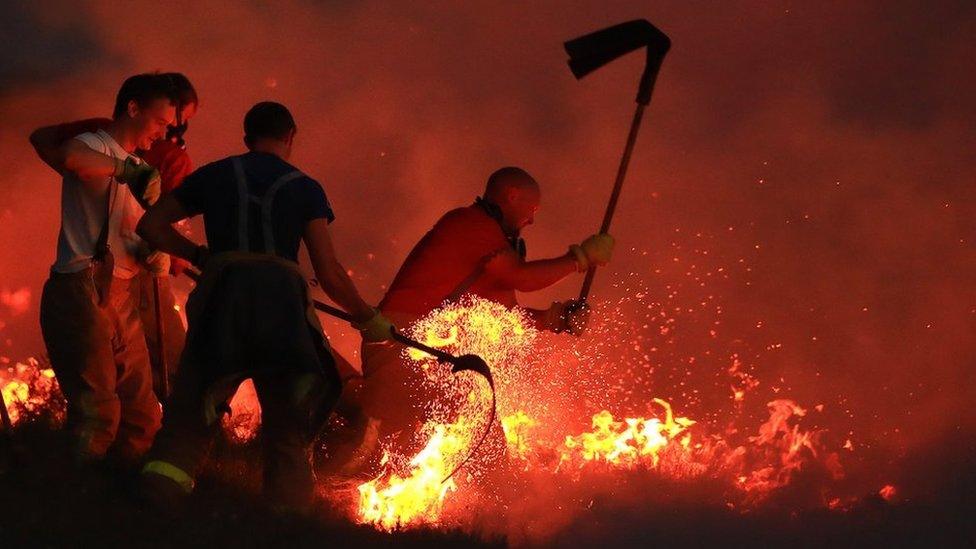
37, 73, 178, 468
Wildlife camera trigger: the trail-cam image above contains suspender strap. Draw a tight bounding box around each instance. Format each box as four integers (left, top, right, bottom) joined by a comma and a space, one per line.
232, 157, 250, 252
232, 156, 303, 255
261, 171, 303, 253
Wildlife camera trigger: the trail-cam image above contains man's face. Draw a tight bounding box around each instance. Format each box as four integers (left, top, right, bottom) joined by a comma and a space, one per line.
501, 183, 541, 234
128, 98, 177, 150
180, 102, 198, 123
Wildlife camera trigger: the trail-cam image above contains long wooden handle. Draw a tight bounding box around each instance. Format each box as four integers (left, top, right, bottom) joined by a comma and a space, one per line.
152, 276, 169, 399
578, 102, 646, 302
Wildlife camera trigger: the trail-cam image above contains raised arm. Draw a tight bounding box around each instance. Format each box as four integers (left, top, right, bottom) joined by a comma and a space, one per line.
30, 119, 113, 176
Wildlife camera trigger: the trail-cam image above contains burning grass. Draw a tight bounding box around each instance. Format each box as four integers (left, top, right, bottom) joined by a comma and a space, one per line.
0, 294, 946, 545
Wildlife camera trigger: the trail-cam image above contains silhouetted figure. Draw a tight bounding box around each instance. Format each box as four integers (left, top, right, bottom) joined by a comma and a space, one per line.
136, 102, 395, 511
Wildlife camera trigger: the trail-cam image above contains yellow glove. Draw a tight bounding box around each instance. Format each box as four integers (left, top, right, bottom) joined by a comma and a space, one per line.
569, 233, 615, 271
114, 157, 161, 207
352, 309, 395, 343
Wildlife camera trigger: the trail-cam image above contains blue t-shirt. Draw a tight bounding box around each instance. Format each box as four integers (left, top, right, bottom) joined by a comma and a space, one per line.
173, 151, 334, 261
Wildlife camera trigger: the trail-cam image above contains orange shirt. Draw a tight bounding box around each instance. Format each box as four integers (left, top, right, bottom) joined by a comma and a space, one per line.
379, 205, 518, 316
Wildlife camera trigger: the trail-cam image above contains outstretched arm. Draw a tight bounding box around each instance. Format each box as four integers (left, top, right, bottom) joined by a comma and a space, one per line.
136, 194, 200, 263
303, 218, 376, 322
484, 248, 579, 293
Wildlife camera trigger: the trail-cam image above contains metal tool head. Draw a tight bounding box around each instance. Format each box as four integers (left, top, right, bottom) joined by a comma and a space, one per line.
450, 354, 494, 388
564, 19, 671, 105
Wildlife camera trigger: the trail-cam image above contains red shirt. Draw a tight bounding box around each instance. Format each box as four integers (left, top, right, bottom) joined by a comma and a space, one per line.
379, 205, 518, 315
49, 118, 193, 191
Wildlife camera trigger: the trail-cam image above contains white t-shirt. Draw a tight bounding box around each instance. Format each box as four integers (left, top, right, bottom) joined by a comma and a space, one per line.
52, 129, 145, 279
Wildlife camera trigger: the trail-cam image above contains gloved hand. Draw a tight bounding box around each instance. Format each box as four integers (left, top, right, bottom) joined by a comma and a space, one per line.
569, 233, 615, 271
143, 250, 170, 276
113, 157, 161, 207
563, 299, 591, 336
352, 309, 396, 343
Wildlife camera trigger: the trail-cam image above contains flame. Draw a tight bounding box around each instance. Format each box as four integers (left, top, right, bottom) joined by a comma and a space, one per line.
1, 358, 62, 425
501, 410, 536, 460
356, 420, 472, 531
559, 399, 696, 469
222, 379, 262, 443
355, 297, 532, 528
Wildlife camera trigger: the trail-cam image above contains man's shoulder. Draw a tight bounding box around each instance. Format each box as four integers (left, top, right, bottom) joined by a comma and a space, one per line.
439, 205, 495, 228
430, 205, 505, 242
72, 131, 109, 152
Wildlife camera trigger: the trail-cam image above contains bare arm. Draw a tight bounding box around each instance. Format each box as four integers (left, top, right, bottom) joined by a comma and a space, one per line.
59, 139, 119, 185
136, 194, 199, 262
484, 248, 579, 293
304, 218, 376, 322
29, 125, 69, 173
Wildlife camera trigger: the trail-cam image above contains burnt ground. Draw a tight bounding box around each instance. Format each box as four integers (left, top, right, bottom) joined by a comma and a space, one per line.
0, 419, 974, 548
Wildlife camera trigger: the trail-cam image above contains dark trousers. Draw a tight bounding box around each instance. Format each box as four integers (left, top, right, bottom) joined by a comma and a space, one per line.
146, 362, 336, 507
39, 270, 161, 461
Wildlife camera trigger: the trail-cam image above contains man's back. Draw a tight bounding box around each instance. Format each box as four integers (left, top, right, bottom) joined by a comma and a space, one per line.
172, 151, 334, 261
379, 204, 517, 315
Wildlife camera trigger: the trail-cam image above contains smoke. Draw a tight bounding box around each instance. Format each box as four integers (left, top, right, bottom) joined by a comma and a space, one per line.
1, 0, 974, 500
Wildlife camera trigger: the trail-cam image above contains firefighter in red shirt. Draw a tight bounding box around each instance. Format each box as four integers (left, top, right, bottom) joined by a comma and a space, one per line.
30, 72, 198, 399
336, 166, 614, 474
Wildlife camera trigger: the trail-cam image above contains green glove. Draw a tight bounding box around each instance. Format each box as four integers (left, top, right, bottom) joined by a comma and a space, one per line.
569, 233, 615, 271
113, 157, 161, 207
352, 309, 396, 343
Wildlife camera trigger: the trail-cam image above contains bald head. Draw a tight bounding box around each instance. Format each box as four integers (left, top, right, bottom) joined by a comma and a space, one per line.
483, 166, 541, 234
485, 167, 538, 202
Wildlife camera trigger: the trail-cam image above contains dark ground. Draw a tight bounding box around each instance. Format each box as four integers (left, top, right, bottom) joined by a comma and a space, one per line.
1, 419, 974, 548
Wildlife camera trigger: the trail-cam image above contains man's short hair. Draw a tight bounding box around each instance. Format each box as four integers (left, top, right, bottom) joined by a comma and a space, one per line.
112, 73, 180, 119
485, 166, 536, 199
244, 102, 296, 145
161, 72, 198, 107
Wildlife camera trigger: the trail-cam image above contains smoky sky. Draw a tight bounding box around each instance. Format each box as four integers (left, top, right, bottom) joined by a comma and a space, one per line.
0, 0, 974, 476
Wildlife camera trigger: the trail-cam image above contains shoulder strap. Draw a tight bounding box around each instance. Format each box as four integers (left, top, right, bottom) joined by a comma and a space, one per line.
260, 170, 303, 254
232, 156, 250, 251
90, 132, 118, 260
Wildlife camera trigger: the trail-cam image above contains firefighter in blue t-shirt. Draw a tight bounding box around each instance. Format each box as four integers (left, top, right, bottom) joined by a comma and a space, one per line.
135, 102, 396, 510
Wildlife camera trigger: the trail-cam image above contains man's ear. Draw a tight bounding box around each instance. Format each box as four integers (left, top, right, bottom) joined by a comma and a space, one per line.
126, 99, 140, 119
505, 187, 520, 205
